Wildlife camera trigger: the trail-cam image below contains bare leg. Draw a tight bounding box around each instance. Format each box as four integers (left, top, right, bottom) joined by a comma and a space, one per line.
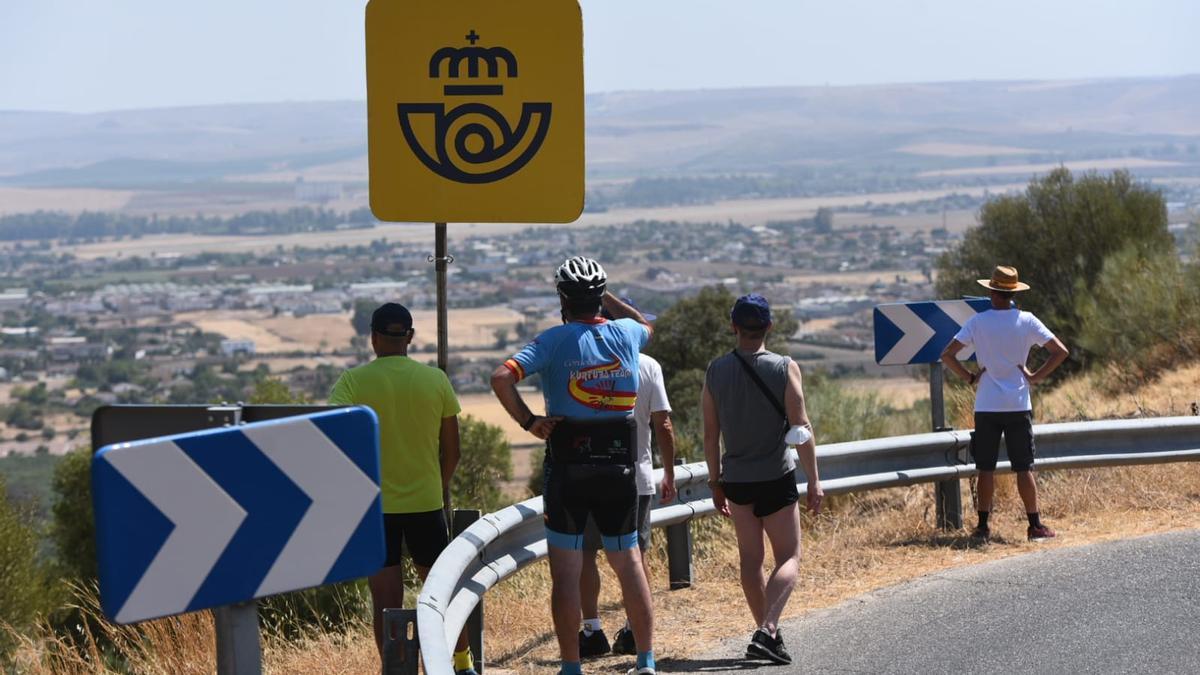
759, 503, 802, 634
368, 565, 405, 658
548, 545, 584, 662
604, 547, 653, 653
415, 564, 471, 653
1015, 470, 1040, 514
976, 471, 995, 513
580, 550, 602, 622
729, 502, 767, 627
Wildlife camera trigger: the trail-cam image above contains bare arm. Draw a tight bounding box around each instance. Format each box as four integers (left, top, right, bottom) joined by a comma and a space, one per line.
490, 364, 559, 439
784, 360, 822, 514
601, 292, 652, 338
651, 410, 677, 503
701, 382, 729, 517
1023, 337, 1069, 385
941, 339, 984, 385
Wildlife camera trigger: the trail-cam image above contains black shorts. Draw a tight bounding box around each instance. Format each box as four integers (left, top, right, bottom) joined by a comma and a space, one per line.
722, 470, 800, 518
382, 509, 449, 568
584, 494, 653, 552
543, 460, 638, 551
971, 411, 1036, 472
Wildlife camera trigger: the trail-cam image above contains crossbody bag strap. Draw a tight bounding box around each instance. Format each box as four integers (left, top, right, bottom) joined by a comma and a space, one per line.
730, 349, 788, 423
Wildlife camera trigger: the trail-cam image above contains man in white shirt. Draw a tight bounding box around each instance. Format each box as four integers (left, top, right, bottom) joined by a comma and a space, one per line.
578, 301, 677, 659
940, 265, 1070, 542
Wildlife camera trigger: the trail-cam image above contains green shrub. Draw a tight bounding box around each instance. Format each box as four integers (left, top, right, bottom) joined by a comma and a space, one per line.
1076, 246, 1200, 385
0, 475, 53, 657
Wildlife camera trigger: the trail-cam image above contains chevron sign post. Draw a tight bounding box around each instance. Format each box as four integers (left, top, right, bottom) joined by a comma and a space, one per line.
873, 298, 991, 365
92, 406, 385, 626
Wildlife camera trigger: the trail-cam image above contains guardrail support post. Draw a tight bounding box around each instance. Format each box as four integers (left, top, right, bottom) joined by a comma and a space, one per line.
665, 520, 693, 589
382, 608, 420, 675
930, 363, 963, 530
214, 601, 261, 675
452, 509, 485, 673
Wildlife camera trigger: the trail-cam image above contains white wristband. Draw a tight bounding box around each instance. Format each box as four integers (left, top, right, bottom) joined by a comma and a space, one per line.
785, 425, 812, 446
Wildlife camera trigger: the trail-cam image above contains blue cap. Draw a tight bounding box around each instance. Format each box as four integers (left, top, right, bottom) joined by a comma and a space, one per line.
731, 294, 772, 328
601, 296, 656, 322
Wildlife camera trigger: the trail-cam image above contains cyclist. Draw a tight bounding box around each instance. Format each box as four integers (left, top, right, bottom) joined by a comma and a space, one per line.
491, 256, 657, 675
578, 298, 676, 659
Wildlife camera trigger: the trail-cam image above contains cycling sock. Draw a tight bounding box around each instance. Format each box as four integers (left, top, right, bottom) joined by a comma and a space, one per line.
977, 510, 990, 528
560, 660, 583, 675
582, 617, 601, 635
1027, 512, 1042, 528
453, 648, 473, 672
637, 650, 655, 671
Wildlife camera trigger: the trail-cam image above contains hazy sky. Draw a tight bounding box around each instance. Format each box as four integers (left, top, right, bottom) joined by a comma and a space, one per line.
2, 0, 1197, 113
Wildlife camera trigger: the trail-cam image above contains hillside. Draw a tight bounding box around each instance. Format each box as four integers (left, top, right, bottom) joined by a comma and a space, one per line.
1, 75, 1198, 186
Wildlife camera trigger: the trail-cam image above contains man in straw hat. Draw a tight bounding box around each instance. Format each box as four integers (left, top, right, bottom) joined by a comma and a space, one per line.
940, 265, 1069, 542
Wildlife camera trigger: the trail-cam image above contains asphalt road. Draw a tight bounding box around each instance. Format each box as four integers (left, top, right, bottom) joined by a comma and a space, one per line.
667, 530, 1200, 674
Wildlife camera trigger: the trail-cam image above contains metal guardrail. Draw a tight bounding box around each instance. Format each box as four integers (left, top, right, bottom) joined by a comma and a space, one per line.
416, 416, 1200, 673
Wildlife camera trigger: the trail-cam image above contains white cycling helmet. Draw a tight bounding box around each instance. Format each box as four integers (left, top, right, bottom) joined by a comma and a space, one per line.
555, 256, 607, 299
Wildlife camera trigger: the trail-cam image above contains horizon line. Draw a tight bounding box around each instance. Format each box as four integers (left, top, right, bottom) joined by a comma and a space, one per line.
3, 72, 1197, 117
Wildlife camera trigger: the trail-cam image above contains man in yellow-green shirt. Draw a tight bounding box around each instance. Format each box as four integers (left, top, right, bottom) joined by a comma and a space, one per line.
328, 302, 475, 674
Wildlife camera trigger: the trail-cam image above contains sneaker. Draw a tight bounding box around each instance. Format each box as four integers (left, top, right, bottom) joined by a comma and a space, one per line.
1027, 524, 1056, 542
611, 625, 637, 655
970, 525, 991, 542
746, 628, 792, 665
626, 668, 656, 675
578, 628, 611, 658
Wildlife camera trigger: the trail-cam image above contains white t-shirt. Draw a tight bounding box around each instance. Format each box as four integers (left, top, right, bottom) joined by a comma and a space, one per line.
953, 308, 1055, 412
634, 354, 671, 495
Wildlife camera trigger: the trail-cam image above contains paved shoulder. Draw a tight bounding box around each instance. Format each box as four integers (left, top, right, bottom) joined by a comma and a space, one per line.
668, 530, 1200, 674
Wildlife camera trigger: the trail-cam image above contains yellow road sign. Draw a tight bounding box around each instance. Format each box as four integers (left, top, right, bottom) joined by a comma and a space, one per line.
366, 0, 584, 223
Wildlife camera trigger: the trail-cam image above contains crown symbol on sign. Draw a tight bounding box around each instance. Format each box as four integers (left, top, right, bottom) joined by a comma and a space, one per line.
429, 30, 517, 97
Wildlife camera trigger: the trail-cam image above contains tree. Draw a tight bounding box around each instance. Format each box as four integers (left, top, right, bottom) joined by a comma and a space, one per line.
350, 298, 380, 336
936, 168, 1171, 367
248, 376, 310, 405
50, 447, 96, 583
451, 415, 514, 514
813, 207, 834, 233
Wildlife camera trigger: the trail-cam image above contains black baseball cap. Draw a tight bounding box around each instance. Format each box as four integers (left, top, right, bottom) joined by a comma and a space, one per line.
371, 302, 413, 336
731, 294, 772, 328
601, 296, 657, 322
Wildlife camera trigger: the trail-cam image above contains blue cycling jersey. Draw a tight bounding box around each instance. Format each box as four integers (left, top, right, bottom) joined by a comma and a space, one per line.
505, 318, 650, 419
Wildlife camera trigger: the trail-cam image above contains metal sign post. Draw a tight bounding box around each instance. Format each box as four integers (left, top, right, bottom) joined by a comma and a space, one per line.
434, 222, 451, 373
929, 362, 962, 529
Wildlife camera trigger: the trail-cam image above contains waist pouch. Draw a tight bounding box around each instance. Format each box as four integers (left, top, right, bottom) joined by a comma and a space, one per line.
548, 417, 637, 465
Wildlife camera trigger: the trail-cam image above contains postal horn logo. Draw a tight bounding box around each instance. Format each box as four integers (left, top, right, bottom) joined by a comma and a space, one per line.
398, 30, 551, 184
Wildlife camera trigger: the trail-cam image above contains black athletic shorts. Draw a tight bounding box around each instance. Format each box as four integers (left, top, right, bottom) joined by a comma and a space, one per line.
971, 410, 1036, 472
721, 470, 800, 518
382, 509, 450, 568
583, 494, 653, 552
543, 418, 639, 551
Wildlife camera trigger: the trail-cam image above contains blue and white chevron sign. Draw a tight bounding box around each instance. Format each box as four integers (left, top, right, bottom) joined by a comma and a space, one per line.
92, 407, 385, 624
873, 299, 992, 365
